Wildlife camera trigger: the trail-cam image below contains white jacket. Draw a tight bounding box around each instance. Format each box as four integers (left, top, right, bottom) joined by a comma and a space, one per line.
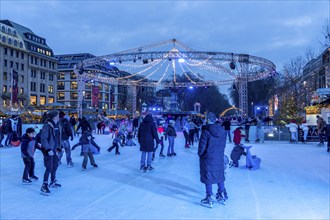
285, 123, 298, 132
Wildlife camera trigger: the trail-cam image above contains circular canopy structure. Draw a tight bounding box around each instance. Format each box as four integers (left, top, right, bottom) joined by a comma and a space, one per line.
75, 39, 276, 117
76, 39, 276, 88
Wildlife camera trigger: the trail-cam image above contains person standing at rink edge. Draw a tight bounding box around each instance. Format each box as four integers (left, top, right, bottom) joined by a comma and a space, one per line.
198, 112, 228, 208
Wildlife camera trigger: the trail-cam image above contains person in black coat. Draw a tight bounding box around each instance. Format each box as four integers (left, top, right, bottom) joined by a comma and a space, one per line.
198, 112, 227, 207
137, 113, 160, 172
76, 117, 92, 136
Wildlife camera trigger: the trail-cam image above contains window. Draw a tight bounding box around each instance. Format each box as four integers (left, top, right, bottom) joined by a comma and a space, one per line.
3, 85, 7, 93
48, 97, 54, 104
40, 83, 45, 93
30, 82, 36, 92
19, 42, 23, 48
57, 82, 64, 90
40, 72, 45, 80
1, 36, 5, 43
1, 26, 5, 33
30, 96, 37, 105
70, 82, 77, 90
20, 75, 24, 83
10, 49, 13, 56
8, 38, 12, 45
10, 61, 13, 68
21, 53, 24, 59
4, 60, 7, 67
14, 40, 18, 47
70, 72, 77, 79
16, 51, 19, 58
13, 30, 17, 36
49, 74, 53, 81
15, 62, 19, 70
40, 96, 46, 105
70, 92, 78, 100
7, 29, 11, 35
30, 70, 36, 78
58, 92, 65, 100
20, 88, 24, 94
3, 72, 7, 81
58, 72, 65, 80
4, 48, 7, 55
48, 85, 53, 93
21, 64, 24, 71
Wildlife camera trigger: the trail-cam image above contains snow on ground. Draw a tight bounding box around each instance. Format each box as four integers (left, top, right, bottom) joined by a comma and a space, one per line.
0, 132, 329, 219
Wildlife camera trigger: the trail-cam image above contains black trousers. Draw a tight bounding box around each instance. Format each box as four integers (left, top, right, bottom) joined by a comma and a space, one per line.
22, 157, 35, 180
42, 152, 59, 183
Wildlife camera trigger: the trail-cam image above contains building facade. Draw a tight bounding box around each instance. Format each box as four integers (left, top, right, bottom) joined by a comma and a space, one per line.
0, 20, 58, 112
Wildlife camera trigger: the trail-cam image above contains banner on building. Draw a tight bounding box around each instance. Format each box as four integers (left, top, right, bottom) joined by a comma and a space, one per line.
92, 86, 99, 107
12, 69, 19, 105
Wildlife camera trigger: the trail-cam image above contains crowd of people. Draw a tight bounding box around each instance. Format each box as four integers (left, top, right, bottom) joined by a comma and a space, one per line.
0, 110, 329, 204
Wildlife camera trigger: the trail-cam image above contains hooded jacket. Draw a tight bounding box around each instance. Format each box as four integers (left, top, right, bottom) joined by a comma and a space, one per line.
40, 119, 62, 153
138, 114, 159, 152
198, 123, 226, 184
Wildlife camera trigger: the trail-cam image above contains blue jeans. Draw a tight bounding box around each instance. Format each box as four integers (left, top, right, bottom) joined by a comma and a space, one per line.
140, 151, 153, 167
167, 136, 175, 155
205, 182, 225, 196
225, 130, 231, 142
58, 140, 72, 165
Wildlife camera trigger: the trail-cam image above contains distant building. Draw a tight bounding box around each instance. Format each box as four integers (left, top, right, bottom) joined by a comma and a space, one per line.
55, 53, 122, 112
0, 20, 58, 112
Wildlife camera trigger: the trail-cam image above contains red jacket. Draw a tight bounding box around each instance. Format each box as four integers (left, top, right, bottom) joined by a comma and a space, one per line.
233, 128, 245, 145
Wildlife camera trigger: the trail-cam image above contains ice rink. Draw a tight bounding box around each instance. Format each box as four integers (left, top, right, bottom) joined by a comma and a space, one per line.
1, 132, 329, 219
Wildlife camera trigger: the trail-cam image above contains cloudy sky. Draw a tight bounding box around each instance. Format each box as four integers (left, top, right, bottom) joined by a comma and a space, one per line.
0, 0, 329, 70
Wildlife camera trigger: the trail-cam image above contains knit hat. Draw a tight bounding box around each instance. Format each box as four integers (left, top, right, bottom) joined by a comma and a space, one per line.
26, 127, 35, 134
207, 112, 217, 123
48, 110, 59, 118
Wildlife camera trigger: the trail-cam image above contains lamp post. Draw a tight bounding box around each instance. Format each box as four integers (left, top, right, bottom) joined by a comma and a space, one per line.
303, 81, 307, 107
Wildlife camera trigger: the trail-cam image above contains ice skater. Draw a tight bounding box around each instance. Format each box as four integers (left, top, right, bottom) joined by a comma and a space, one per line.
198, 112, 228, 208
107, 134, 122, 155
165, 120, 177, 157
21, 127, 41, 184
71, 131, 99, 170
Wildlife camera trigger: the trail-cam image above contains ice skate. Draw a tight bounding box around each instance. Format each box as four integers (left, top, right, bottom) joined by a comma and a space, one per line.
159, 153, 165, 158
40, 183, 50, 196
82, 166, 87, 170
216, 191, 227, 205
146, 165, 154, 173
22, 178, 32, 184
200, 195, 214, 208
140, 165, 147, 173
92, 164, 98, 168
30, 176, 39, 181
49, 180, 61, 188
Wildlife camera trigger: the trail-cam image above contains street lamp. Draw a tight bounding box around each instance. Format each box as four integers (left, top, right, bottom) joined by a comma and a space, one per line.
303, 81, 307, 107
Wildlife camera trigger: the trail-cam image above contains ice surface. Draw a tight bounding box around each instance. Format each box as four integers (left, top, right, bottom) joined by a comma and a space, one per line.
1, 132, 329, 219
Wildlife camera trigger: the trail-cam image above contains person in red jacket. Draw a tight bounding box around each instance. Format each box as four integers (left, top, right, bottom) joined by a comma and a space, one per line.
233, 127, 245, 145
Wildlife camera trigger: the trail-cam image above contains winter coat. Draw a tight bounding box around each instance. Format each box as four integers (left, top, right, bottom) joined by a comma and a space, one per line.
285, 123, 298, 133
40, 119, 62, 154
221, 120, 231, 131
230, 145, 245, 162
60, 117, 73, 140
198, 124, 226, 184
317, 117, 325, 134
300, 123, 309, 131
21, 134, 40, 158
165, 125, 177, 138
72, 132, 100, 153
138, 114, 159, 152
233, 128, 245, 145
76, 118, 92, 135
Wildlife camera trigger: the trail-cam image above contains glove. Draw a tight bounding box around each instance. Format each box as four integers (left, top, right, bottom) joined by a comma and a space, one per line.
71, 136, 74, 141
48, 151, 54, 156
56, 147, 62, 153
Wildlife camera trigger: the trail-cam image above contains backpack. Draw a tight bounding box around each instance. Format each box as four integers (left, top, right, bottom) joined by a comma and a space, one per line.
0, 120, 8, 133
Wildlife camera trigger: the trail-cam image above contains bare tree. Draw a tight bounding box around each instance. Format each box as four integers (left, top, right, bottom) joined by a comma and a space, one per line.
320, 18, 330, 49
